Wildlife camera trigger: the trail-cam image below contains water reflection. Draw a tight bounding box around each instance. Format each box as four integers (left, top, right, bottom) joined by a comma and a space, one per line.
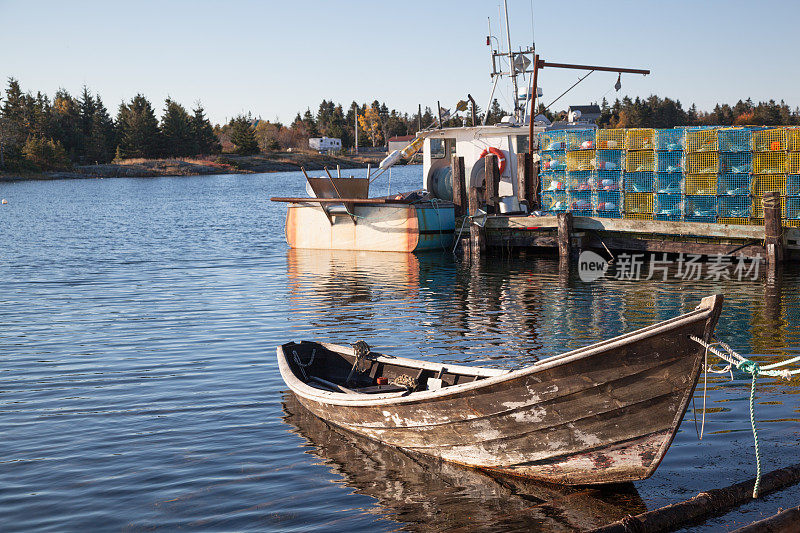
282, 393, 647, 532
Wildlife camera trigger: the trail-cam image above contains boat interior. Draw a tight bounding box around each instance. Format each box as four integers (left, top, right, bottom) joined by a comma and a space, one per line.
283, 341, 501, 396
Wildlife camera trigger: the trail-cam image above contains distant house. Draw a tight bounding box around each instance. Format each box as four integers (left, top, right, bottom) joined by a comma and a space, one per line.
309, 137, 342, 152
568, 105, 602, 124
387, 135, 415, 153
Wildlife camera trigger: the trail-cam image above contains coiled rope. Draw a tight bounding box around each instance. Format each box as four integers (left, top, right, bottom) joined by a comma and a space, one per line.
689, 335, 800, 498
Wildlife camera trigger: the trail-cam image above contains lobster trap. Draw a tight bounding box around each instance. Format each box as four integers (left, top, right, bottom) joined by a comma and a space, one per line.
751, 174, 787, 196
540, 173, 568, 193
787, 152, 800, 175
753, 196, 787, 218
719, 152, 752, 174
685, 152, 719, 174
752, 128, 787, 152
567, 129, 597, 151
568, 190, 593, 216
718, 217, 752, 225
567, 170, 596, 191
596, 149, 623, 171
595, 190, 622, 218
541, 190, 569, 213
625, 150, 655, 172
656, 151, 683, 173
718, 195, 753, 218
625, 172, 655, 193
655, 172, 683, 194
752, 152, 787, 174
596, 129, 626, 150
717, 173, 752, 196
595, 171, 622, 191
786, 197, 800, 220
788, 127, 800, 152
685, 128, 719, 153
566, 150, 597, 171
654, 129, 684, 151
655, 193, 683, 221
538, 130, 567, 151
625, 128, 655, 151
540, 151, 567, 172
787, 175, 800, 197
718, 128, 753, 153
684, 195, 718, 222
624, 192, 654, 215
685, 174, 718, 196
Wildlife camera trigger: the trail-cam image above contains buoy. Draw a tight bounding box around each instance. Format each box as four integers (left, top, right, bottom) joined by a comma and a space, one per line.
1, 199, 6, 205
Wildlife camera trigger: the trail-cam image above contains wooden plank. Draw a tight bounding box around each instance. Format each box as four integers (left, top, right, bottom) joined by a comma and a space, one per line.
484, 154, 500, 213
451, 155, 467, 217
271, 197, 410, 204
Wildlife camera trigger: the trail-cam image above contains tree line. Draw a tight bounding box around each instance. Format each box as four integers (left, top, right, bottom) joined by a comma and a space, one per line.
2, 75, 800, 172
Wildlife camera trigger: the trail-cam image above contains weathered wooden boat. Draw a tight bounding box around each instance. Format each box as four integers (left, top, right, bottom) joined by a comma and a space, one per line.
277, 294, 723, 485
271, 176, 455, 252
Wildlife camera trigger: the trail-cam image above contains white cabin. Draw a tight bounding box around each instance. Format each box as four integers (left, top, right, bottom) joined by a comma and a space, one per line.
309, 137, 342, 152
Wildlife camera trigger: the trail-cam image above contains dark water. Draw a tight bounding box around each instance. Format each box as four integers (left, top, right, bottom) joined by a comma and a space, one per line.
2, 166, 799, 532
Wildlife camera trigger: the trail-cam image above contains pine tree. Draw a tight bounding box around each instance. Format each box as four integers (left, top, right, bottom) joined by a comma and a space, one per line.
160, 98, 196, 157
86, 96, 116, 164
50, 89, 82, 161
191, 104, 221, 154
116, 94, 163, 158
229, 114, 258, 155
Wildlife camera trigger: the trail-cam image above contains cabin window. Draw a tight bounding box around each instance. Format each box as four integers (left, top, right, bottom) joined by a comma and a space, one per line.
430, 138, 456, 159
516, 135, 529, 154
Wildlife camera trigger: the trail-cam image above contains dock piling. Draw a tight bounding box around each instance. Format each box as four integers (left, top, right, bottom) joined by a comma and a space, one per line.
484, 154, 500, 213
516, 152, 535, 211
763, 191, 784, 269
468, 185, 486, 257
451, 155, 467, 217
557, 212, 573, 261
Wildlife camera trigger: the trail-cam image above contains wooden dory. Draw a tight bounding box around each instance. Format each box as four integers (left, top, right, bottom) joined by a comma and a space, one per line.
277, 294, 723, 485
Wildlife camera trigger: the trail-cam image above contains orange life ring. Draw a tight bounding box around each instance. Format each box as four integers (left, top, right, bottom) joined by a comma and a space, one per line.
479, 147, 507, 175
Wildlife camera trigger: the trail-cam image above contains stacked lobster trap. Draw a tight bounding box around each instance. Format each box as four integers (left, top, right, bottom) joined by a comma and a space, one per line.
536, 125, 800, 225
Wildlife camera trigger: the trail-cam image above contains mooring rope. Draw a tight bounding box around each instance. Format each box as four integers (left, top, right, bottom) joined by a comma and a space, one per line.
292, 349, 316, 381
689, 335, 800, 498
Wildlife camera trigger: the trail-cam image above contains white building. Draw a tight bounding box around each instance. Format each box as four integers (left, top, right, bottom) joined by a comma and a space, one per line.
309, 137, 342, 152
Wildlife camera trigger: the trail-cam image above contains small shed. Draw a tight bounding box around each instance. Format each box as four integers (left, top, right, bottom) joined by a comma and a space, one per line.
309, 137, 342, 152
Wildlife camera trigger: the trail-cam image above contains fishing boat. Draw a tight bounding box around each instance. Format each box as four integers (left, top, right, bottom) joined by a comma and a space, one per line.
272, 175, 455, 253
277, 294, 723, 485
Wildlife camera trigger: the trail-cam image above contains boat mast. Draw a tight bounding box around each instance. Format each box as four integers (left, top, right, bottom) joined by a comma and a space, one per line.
503, 0, 520, 120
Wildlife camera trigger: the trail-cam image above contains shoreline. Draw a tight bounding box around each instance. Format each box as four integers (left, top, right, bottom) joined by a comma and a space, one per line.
0, 152, 403, 181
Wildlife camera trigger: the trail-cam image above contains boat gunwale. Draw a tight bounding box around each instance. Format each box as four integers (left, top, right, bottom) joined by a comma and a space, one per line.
277, 295, 722, 408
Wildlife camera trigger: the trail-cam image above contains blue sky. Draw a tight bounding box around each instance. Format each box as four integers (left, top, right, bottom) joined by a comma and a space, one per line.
1, 0, 798, 125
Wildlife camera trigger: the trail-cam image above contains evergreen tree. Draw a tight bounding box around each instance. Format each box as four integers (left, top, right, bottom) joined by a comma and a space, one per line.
50, 89, 82, 160
229, 114, 258, 155
191, 104, 221, 154
116, 94, 162, 158
86, 96, 116, 163
160, 98, 196, 157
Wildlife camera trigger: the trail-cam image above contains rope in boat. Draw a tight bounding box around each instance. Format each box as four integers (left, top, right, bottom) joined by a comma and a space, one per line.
689, 335, 800, 498
346, 340, 371, 386
292, 349, 316, 381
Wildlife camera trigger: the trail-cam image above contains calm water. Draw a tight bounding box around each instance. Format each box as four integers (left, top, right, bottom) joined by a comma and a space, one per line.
2, 166, 799, 532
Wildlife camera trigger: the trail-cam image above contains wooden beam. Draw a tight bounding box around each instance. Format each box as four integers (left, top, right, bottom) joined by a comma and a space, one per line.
468, 185, 485, 257
451, 155, 467, 217
764, 191, 784, 268
516, 152, 535, 210
557, 212, 573, 260
539, 59, 650, 75
484, 154, 500, 213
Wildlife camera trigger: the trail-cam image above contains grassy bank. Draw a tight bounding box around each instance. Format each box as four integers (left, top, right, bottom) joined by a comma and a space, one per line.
0, 151, 393, 181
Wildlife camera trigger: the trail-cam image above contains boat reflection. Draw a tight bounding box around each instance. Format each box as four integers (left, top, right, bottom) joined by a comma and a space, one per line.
281, 393, 647, 532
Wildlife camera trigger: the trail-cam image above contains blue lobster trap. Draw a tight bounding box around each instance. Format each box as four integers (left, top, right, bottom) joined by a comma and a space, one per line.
655, 193, 683, 221
541, 172, 568, 193
786, 197, 800, 219
718, 128, 754, 153
566, 129, 597, 151
567, 170, 596, 191
596, 149, 624, 171
654, 129, 685, 151
538, 130, 567, 151
684, 195, 718, 222
656, 151, 683, 173
625, 172, 656, 193
595, 170, 622, 191
541, 151, 567, 172
655, 172, 683, 194
787, 175, 800, 197
568, 190, 593, 216
718, 195, 753, 218
541, 190, 568, 213
717, 173, 752, 196
719, 152, 752, 174
595, 190, 622, 218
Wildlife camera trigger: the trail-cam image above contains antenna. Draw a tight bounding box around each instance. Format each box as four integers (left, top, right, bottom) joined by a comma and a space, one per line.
503, 0, 520, 118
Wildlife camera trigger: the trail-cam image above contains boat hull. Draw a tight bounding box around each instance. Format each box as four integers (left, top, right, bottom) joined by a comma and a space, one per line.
284, 202, 454, 252
278, 295, 723, 485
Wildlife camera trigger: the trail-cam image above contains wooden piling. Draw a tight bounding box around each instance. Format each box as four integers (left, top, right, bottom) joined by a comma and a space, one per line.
557, 212, 573, 261
468, 185, 485, 256
763, 191, 783, 268
516, 152, 535, 211
484, 154, 500, 213
531, 156, 540, 210
451, 155, 467, 217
